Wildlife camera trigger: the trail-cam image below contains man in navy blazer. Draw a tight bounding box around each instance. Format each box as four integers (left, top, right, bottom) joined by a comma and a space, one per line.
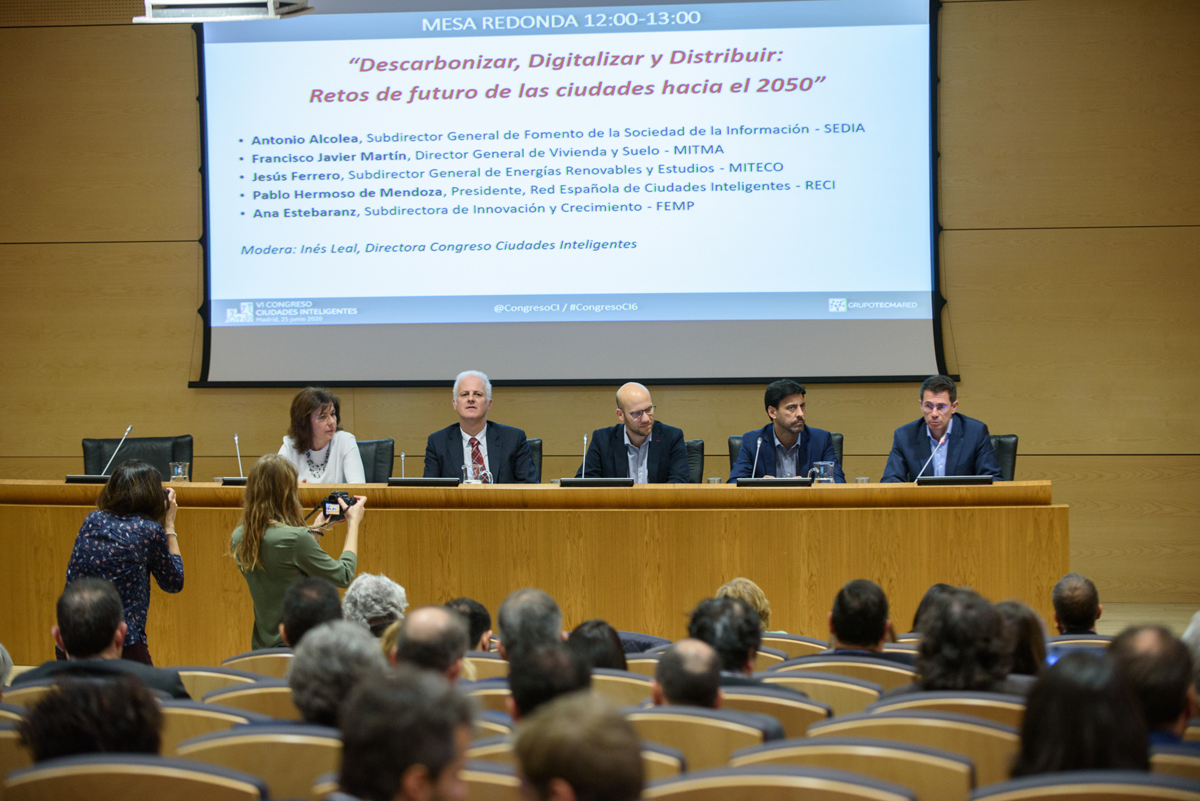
728, 379, 845, 482
424, 370, 537, 483
576, 382, 689, 483
881, 374, 1003, 482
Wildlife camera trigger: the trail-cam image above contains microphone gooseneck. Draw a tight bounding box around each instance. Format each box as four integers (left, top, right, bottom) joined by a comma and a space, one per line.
581, 435, 588, 478
915, 435, 948, 482
100, 425, 133, 476
400, 452, 406, 478
751, 436, 763, 478
234, 433, 244, 477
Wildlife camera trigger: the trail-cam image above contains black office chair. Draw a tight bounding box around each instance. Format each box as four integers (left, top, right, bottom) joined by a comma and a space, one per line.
82, 435, 193, 481
527, 438, 543, 483
988, 435, 1018, 481
684, 439, 704, 484
355, 438, 394, 483
727, 434, 844, 472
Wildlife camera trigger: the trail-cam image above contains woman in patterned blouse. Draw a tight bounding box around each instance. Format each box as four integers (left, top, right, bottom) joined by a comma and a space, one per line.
65, 459, 184, 665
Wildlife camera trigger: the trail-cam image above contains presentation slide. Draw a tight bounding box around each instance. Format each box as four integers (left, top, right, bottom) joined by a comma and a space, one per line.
200, 0, 938, 384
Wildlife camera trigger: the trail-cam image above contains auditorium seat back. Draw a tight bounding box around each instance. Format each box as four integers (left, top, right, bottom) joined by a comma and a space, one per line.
3, 753, 267, 801
0, 722, 34, 794
355, 438, 394, 483
473, 710, 514, 740
769, 655, 916, 691
82, 435, 194, 481
464, 651, 509, 681
644, 765, 916, 801
462, 679, 512, 716
684, 440, 704, 483
175, 723, 341, 801
461, 760, 523, 801
760, 634, 829, 659
0, 683, 54, 710
717, 686, 831, 738
1152, 745, 1200, 782
624, 707, 775, 771
220, 648, 293, 679
527, 438, 543, 483
0, 704, 25, 723
988, 434, 1018, 482
972, 770, 1200, 801
591, 669, 653, 707
202, 679, 301, 721
755, 671, 883, 717
158, 700, 273, 757
173, 666, 261, 701
867, 692, 1026, 729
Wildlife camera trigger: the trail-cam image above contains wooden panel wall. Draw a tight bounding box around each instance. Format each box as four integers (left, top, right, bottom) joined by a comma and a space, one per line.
0, 0, 1197, 628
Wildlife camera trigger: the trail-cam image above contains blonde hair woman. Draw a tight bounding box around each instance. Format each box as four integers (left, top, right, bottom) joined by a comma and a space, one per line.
716, 577, 777, 632
231, 455, 365, 650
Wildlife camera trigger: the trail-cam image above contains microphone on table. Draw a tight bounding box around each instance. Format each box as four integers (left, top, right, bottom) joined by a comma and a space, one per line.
400, 452, 406, 478
581, 435, 588, 478
915, 435, 948, 482
234, 434, 244, 478
99, 425, 134, 476
750, 436, 763, 478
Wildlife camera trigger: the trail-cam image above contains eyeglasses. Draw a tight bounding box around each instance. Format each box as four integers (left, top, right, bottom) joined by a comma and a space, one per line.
627, 405, 656, 421
922, 402, 952, 413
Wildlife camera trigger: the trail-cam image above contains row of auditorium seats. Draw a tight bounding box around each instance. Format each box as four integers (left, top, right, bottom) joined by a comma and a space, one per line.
79, 433, 1024, 484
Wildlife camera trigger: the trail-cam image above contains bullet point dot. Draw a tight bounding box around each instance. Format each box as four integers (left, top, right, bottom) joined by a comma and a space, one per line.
239, 175, 244, 179
239, 157, 244, 161
240, 194, 244, 197
238, 139, 243, 142
241, 212, 245, 215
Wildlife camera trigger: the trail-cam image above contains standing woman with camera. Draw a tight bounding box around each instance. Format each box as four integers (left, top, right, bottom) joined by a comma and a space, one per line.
278, 387, 365, 484
64, 459, 183, 665
231, 454, 365, 650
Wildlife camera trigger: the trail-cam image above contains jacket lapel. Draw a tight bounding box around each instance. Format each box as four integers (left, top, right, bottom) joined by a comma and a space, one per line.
944, 415, 965, 476
611, 426, 629, 478
759, 424, 776, 478
487, 424, 503, 482
647, 422, 662, 482
914, 425, 932, 479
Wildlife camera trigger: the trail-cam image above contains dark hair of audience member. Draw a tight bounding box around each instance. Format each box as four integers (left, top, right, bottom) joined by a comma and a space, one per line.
516, 692, 643, 801
687, 596, 762, 673
911, 583, 954, 632
567, 619, 628, 671
831, 579, 889, 647
655, 642, 720, 708
57, 577, 124, 658
1012, 651, 1148, 777
1052, 572, 1101, 632
917, 587, 1012, 691
446, 597, 491, 651
339, 668, 474, 801
282, 576, 343, 647
995, 600, 1046, 677
508, 643, 592, 718
1110, 625, 1195, 730
17, 676, 162, 762
396, 607, 470, 674
96, 459, 167, 525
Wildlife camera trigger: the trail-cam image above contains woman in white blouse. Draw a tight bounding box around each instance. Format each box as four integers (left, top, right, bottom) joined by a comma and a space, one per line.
278, 387, 365, 483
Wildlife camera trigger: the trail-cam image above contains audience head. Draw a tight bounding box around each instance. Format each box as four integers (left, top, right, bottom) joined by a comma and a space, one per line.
17, 676, 161, 762
1182, 612, 1200, 693
1052, 572, 1102, 634
912, 583, 954, 632
916, 587, 1011, 691
652, 639, 721, 708
54, 578, 126, 659
287, 386, 343, 453
280, 576, 342, 647
716, 577, 772, 631
508, 643, 591, 720
343, 573, 409, 637
395, 606, 471, 681
96, 459, 168, 525
446, 596, 493, 652
1012, 651, 1148, 777
515, 692, 643, 801
1110, 625, 1197, 735
497, 588, 562, 661
0, 642, 11, 689
830, 579, 891, 650
288, 620, 388, 727
339, 668, 474, 801
236, 454, 305, 572
567, 619, 627, 671
995, 600, 1047, 677
687, 596, 762, 675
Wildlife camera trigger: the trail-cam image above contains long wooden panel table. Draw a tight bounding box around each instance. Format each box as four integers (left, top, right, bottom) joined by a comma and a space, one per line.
0, 480, 1068, 667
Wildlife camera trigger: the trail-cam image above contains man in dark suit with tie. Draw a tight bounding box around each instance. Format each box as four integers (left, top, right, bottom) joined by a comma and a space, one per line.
423, 370, 537, 483
728, 379, 845, 482
576, 382, 689, 483
881, 375, 1002, 482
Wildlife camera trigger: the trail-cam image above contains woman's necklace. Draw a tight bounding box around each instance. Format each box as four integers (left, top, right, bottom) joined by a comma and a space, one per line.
305, 440, 331, 478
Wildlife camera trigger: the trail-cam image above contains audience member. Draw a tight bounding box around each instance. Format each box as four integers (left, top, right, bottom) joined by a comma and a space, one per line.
12, 578, 188, 698
1052, 572, 1102, 635
515, 691, 643, 801
885, 587, 1019, 698
288, 620, 387, 727
716, 577, 776, 632
1011, 651, 1148, 777
567, 619, 628, 671
1183, 610, 1200, 692
446, 596, 493, 652
497, 588, 563, 661
338, 668, 474, 801
652, 639, 722, 708
1109, 625, 1199, 750
280, 576, 343, 647
0, 642, 12, 694
995, 600, 1047, 677
827, 580, 912, 666
394, 606, 470, 682
910, 582, 954, 634
343, 573, 408, 637
65, 459, 184, 665
687, 596, 809, 699
16, 676, 162, 762
508, 643, 591, 720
